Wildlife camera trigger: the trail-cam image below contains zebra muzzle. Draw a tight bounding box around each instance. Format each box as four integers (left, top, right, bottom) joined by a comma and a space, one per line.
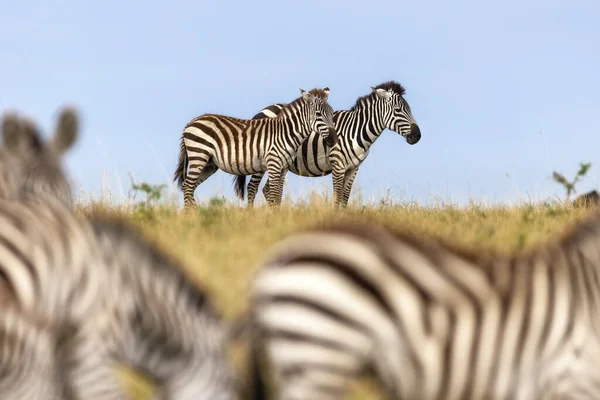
406, 123, 421, 145
325, 128, 338, 147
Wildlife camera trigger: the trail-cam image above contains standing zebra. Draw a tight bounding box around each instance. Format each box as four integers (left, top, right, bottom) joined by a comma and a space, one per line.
0, 109, 239, 399
247, 216, 600, 399
234, 81, 421, 207
173, 87, 337, 207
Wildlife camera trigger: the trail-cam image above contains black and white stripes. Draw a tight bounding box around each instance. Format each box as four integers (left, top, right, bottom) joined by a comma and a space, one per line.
235, 81, 421, 206
173, 87, 337, 207
247, 216, 600, 399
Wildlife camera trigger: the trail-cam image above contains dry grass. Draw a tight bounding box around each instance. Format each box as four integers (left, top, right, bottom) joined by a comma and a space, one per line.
76, 198, 596, 399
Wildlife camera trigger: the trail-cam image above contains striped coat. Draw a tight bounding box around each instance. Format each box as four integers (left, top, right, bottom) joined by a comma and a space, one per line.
0, 109, 239, 399
247, 215, 600, 399
173, 87, 337, 207
234, 81, 421, 206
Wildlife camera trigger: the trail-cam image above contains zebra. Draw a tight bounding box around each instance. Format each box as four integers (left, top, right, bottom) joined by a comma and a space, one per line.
0, 108, 80, 398
233, 81, 421, 207
173, 87, 338, 207
246, 216, 600, 399
0, 107, 78, 207
0, 109, 239, 399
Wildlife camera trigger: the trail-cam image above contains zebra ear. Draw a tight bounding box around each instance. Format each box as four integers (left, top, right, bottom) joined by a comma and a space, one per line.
51, 107, 79, 154
300, 88, 314, 104
322, 87, 330, 99
372, 87, 393, 100
1, 113, 43, 153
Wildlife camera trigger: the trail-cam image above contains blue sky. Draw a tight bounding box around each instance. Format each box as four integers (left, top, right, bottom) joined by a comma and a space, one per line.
1, 0, 599, 206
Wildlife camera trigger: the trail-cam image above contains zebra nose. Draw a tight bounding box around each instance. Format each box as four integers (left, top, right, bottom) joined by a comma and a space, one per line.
407, 123, 421, 145
326, 127, 338, 147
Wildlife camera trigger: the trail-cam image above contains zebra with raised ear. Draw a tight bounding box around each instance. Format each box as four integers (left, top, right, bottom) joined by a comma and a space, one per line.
0, 109, 240, 399
247, 214, 600, 399
0, 108, 81, 398
233, 81, 421, 207
173, 87, 337, 207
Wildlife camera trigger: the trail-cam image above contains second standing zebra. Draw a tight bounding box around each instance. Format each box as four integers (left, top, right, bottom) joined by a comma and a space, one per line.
234, 81, 421, 207
173, 87, 337, 207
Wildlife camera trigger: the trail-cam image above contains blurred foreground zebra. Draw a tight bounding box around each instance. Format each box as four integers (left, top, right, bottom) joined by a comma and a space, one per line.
234, 81, 421, 206
0, 109, 238, 399
247, 216, 600, 399
0, 109, 80, 398
174, 87, 337, 207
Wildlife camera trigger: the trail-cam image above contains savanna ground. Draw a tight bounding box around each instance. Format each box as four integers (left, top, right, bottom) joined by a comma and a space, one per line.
77, 191, 597, 399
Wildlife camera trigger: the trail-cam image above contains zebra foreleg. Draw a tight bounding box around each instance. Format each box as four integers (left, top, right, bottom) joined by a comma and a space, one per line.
246, 173, 265, 207
265, 165, 288, 207
340, 167, 359, 207
261, 179, 271, 202
331, 162, 346, 207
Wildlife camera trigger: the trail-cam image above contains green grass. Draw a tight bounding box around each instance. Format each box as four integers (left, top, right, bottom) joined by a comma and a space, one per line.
77, 199, 595, 399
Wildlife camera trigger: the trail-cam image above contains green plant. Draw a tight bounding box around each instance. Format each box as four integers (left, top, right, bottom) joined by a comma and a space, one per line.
128, 173, 166, 209
552, 162, 592, 200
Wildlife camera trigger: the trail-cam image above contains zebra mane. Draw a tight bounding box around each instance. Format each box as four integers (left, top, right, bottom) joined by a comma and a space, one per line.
306, 218, 493, 265
306, 209, 600, 270
350, 81, 407, 112
558, 210, 600, 255
305, 88, 330, 100
265, 88, 330, 119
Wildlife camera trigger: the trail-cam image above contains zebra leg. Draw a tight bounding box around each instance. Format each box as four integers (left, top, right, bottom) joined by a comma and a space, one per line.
265, 165, 288, 207
331, 162, 346, 207
246, 172, 265, 207
340, 167, 359, 207
182, 159, 218, 208
261, 179, 271, 202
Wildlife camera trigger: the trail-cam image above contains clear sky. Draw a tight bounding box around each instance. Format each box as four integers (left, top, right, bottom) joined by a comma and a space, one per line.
1, 0, 599, 206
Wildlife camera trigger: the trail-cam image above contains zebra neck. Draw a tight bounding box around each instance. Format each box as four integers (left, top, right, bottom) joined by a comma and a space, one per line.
340, 105, 386, 149
275, 105, 311, 140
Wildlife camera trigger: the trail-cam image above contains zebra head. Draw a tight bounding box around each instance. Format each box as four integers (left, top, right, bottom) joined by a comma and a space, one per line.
371, 83, 421, 145
300, 87, 338, 147
0, 107, 79, 206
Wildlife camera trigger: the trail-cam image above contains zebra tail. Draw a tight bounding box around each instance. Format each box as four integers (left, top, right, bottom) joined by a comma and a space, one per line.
173, 135, 188, 189
232, 175, 246, 200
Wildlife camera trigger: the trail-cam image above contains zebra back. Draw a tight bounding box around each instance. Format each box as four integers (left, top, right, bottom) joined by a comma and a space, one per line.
0, 107, 79, 207
251, 103, 286, 120
248, 214, 600, 399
